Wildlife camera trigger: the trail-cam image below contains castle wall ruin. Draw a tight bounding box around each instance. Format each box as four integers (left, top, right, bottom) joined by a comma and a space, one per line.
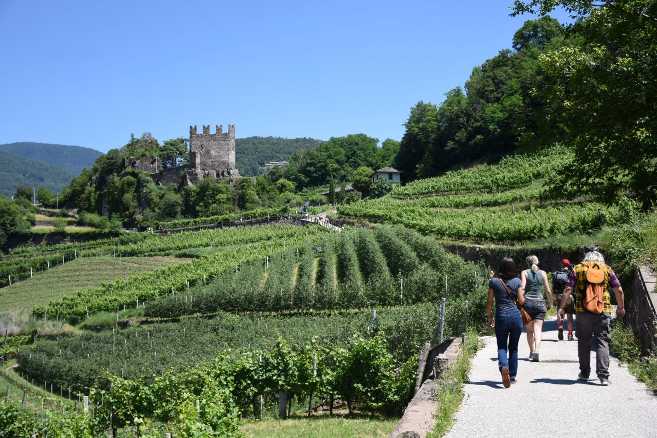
188, 124, 239, 180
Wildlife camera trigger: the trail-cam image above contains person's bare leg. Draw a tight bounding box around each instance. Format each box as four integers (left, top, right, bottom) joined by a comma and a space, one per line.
567, 312, 574, 339
556, 306, 564, 340
526, 324, 534, 355
533, 319, 544, 354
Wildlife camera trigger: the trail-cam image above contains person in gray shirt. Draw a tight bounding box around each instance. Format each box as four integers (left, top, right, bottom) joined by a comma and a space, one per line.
519, 255, 553, 362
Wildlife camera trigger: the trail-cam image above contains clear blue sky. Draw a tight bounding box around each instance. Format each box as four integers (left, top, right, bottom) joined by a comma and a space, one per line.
0, 0, 558, 152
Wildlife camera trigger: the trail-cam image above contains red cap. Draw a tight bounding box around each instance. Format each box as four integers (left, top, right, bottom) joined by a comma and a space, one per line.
561, 258, 571, 267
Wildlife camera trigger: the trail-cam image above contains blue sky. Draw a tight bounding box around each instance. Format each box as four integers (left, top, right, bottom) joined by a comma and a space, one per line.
0, 1, 559, 152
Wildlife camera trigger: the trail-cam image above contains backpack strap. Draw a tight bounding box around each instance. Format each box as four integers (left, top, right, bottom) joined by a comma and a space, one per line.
497, 278, 516, 300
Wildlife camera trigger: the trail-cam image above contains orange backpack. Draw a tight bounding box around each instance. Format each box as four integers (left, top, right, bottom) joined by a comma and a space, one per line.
582, 263, 606, 314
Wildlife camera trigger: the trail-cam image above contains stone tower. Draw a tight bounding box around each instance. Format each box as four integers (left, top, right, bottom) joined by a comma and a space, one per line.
188, 124, 239, 179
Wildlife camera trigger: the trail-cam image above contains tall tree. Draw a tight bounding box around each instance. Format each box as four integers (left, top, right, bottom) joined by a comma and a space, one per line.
395, 102, 439, 181
514, 0, 657, 205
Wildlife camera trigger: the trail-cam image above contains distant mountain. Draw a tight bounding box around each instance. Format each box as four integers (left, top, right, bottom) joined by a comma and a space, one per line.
236, 137, 323, 176
0, 142, 103, 196
0, 142, 102, 175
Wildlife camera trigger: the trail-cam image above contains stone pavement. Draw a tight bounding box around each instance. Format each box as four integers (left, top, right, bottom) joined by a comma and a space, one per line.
446, 319, 657, 438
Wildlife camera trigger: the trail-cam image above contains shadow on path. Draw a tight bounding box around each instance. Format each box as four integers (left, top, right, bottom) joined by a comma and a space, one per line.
466, 380, 504, 389
529, 378, 600, 386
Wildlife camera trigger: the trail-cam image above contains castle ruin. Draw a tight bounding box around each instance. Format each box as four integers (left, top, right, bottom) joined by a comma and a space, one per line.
188, 124, 240, 181
129, 123, 240, 185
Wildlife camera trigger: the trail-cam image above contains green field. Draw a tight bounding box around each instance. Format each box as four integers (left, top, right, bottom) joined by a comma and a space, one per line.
0, 256, 187, 312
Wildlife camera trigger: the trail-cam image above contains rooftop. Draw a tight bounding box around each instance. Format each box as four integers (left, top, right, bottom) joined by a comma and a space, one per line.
376, 167, 401, 174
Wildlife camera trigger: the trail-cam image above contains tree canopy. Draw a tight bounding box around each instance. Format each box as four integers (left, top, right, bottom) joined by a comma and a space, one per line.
514, 0, 657, 206
395, 16, 567, 182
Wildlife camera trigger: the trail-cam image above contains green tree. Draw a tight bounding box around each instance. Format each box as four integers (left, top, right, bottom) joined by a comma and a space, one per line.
286, 134, 379, 188
376, 139, 400, 169
0, 196, 31, 247
36, 187, 56, 207
274, 178, 295, 193
351, 166, 374, 196
397, 17, 566, 181
236, 178, 261, 210
14, 186, 33, 203
160, 138, 188, 168
396, 102, 439, 181
514, 0, 657, 206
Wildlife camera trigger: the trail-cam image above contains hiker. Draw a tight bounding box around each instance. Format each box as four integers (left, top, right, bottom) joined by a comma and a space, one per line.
558, 247, 625, 386
486, 257, 524, 388
518, 255, 553, 362
553, 258, 575, 341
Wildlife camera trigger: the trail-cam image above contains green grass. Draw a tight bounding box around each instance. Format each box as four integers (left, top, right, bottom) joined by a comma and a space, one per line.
241, 415, 397, 438
428, 331, 480, 438
0, 256, 188, 312
30, 225, 99, 234
610, 322, 657, 393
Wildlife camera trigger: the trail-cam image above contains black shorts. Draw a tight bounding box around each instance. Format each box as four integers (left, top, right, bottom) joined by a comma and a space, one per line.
524, 300, 546, 321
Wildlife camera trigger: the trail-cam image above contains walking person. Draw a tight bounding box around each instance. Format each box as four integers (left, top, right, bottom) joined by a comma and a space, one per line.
558, 247, 625, 386
518, 255, 553, 362
486, 257, 524, 388
553, 258, 575, 341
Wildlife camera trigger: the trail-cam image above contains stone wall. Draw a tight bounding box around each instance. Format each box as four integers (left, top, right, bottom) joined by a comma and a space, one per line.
442, 242, 582, 273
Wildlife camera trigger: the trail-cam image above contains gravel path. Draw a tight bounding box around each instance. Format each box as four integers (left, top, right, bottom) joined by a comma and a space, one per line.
446, 319, 657, 438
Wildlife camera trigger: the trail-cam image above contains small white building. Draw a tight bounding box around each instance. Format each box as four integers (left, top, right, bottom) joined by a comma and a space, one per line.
373, 167, 401, 184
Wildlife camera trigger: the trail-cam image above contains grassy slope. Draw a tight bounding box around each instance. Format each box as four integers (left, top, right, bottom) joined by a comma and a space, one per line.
241, 415, 396, 438
0, 256, 188, 312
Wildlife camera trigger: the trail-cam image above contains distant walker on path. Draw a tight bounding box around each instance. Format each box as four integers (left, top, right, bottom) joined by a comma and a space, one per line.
558, 247, 625, 386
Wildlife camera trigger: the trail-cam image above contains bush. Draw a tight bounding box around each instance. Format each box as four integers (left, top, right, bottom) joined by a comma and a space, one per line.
77, 212, 122, 231
610, 321, 641, 363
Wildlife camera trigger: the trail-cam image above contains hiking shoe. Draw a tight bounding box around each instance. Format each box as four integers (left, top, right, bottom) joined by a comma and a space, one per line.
510, 376, 517, 384
530, 353, 539, 362
501, 367, 511, 388
600, 377, 610, 386
568, 333, 575, 341
558, 328, 564, 341
578, 372, 590, 382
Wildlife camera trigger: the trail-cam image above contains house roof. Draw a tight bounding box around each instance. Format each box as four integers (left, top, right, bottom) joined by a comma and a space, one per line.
376, 167, 401, 174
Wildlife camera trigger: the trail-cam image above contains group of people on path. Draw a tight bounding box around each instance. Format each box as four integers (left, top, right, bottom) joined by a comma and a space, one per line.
486, 248, 626, 388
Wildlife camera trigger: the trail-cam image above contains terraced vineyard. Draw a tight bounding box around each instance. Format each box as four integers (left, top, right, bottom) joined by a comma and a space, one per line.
339, 148, 630, 242
145, 226, 483, 317
0, 256, 187, 312
34, 225, 325, 322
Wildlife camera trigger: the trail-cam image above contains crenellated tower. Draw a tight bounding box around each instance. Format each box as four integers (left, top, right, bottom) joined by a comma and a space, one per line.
188, 123, 239, 180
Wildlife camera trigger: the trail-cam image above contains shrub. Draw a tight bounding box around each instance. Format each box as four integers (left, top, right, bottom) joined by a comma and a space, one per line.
610, 321, 641, 363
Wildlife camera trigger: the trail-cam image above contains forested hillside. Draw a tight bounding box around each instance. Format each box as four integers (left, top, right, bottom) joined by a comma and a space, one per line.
0, 142, 102, 174
0, 151, 77, 196
235, 136, 323, 175
0, 142, 102, 196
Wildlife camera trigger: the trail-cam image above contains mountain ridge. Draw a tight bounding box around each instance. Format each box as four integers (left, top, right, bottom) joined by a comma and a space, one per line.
0, 142, 103, 196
